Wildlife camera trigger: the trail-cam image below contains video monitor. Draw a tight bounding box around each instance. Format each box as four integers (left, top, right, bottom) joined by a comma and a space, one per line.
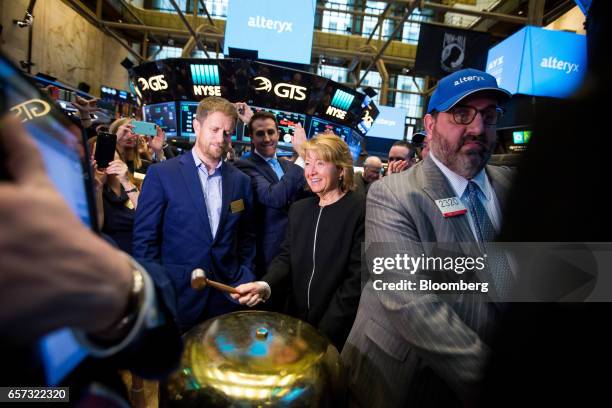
366, 106, 407, 140
307, 116, 352, 141
346, 131, 362, 163
143, 101, 177, 137
224, 0, 315, 65
251, 106, 306, 148
179, 101, 198, 141
1, 54, 95, 386
512, 130, 532, 144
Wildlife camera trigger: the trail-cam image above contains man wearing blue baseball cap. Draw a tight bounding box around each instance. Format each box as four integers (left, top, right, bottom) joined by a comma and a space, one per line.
342, 68, 514, 408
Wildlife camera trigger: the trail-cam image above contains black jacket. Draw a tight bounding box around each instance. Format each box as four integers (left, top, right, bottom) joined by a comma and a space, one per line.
101, 184, 135, 255
234, 154, 309, 278
263, 191, 364, 349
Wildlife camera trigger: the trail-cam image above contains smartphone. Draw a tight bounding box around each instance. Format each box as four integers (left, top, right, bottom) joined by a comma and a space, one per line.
94, 131, 117, 168
132, 120, 157, 136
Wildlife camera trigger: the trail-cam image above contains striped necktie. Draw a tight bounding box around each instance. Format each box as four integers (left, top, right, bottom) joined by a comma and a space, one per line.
464, 181, 513, 297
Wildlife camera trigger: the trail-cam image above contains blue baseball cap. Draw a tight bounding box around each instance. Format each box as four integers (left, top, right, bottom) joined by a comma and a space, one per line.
427, 68, 511, 114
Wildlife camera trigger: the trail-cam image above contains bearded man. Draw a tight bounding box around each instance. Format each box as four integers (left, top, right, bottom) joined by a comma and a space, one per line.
133, 96, 255, 331
341, 68, 514, 408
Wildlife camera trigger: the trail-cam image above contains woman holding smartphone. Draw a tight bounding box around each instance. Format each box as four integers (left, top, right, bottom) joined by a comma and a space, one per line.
89, 123, 141, 255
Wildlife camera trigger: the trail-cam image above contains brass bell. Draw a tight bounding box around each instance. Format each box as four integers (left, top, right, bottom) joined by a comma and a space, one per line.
163, 311, 345, 407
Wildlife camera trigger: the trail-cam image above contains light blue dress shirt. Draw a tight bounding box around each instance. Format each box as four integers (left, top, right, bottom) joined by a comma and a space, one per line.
192, 149, 223, 238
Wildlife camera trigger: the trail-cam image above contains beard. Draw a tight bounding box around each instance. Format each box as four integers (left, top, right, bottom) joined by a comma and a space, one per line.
430, 127, 495, 179
204, 140, 229, 161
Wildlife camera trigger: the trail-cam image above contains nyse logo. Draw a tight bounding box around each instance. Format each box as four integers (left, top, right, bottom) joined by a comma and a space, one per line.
253, 76, 307, 101
11, 99, 51, 123
138, 75, 168, 92
194, 86, 221, 97
326, 89, 355, 120
191, 64, 222, 96
326, 106, 347, 120
487, 56, 504, 71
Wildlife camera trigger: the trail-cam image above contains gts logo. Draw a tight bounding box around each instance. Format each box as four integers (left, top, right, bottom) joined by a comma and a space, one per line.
138, 75, 168, 92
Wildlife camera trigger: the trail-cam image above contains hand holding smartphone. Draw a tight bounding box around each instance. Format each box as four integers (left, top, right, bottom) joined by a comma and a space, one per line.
131, 120, 158, 136
94, 132, 117, 168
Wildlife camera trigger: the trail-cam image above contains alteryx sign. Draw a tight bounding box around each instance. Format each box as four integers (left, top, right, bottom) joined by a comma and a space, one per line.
366, 106, 407, 140
224, 0, 315, 64
190, 64, 222, 97
326, 89, 355, 120
486, 26, 586, 98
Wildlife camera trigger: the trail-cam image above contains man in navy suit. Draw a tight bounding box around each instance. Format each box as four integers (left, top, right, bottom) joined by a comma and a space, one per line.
133, 96, 255, 331
233, 109, 308, 280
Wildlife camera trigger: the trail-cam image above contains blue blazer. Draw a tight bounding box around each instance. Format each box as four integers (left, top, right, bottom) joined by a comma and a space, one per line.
234, 155, 308, 277
133, 153, 256, 327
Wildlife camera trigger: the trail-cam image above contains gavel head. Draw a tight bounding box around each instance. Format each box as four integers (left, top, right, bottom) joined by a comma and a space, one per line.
191, 268, 208, 290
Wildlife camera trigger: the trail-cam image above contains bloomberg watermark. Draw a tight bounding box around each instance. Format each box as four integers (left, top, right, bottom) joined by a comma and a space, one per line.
362, 242, 612, 302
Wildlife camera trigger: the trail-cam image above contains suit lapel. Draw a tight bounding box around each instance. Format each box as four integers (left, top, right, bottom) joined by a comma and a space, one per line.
179, 153, 213, 241
420, 158, 476, 247
214, 162, 235, 244
250, 154, 279, 182
486, 165, 513, 216
278, 157, 290, 173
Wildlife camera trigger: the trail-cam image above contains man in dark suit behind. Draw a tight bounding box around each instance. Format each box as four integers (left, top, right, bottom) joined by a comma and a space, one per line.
234, 109, 308, 280
342, 68, 513, 407
133, 96, 256, 331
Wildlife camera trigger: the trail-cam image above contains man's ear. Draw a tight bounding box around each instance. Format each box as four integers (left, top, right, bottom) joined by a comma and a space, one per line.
424, 113, 435, 136
193, 117, 201, 135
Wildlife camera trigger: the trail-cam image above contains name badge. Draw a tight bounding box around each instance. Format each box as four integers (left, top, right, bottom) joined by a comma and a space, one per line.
230, 199, 245, 213
435, 197, 467, 218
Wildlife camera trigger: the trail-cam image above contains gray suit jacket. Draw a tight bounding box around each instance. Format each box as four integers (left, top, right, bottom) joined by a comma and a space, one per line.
341, 156, 513, 408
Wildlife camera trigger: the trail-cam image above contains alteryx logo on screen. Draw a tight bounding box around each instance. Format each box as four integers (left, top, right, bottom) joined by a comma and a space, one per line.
248, 16, 293, 33
190, 64, 222, 97
224, 0, 315, 65
326, 89, 355, 120
540, 57, 579, 74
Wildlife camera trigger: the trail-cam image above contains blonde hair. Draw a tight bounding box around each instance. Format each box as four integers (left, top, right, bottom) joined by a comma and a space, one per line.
299, 133, 355, 192
196, 96, 238, 123
109, 117, 141, 171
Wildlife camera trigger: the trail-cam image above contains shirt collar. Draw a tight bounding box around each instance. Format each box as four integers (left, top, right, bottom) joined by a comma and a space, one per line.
254, 149, 277, 163
192, 148, 223, 174
429, 151, 492, 201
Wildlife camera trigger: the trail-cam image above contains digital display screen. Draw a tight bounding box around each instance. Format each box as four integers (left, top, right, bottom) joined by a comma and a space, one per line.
252, 106, 306, 147
513, 130, 532, 144
308, 117, 352, 141
1, 56, 93, 386
366, 106, 407, 140
346, 131, 362, 164
179, 101, 198, 140
224, 0, 315, 64
486, 26, 586, 98
143, 101, 177, 137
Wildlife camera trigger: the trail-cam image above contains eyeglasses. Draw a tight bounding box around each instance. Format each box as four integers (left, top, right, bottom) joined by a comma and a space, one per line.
253, 129, 277, 137
448, 106, 504, 126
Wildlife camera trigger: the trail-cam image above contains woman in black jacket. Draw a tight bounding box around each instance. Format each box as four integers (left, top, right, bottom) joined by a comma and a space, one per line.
233, 133, 364, 350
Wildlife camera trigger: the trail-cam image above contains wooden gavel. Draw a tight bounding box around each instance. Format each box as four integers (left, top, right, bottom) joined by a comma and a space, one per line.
190, 268, 238, 294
